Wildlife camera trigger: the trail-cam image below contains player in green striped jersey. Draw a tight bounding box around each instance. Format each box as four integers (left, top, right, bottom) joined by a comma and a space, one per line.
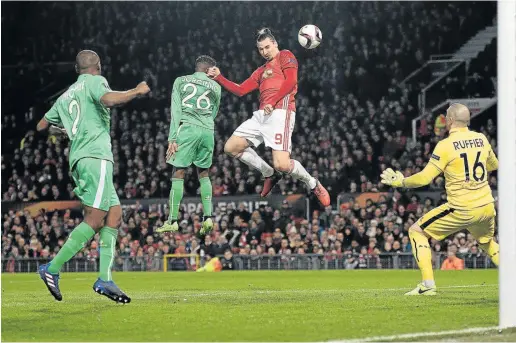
36, 50, 150, 303
156, 56, 221, 235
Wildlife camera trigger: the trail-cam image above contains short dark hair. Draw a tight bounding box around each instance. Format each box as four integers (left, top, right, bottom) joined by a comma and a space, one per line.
195, 55, 216, 69
256, 27, 276, 43
76, 50, 100, 72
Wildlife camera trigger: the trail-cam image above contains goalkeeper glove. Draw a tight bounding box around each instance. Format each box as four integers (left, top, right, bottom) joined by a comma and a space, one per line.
380, 168, 405, 188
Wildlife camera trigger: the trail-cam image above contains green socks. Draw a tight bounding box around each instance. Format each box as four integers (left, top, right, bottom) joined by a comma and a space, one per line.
48, 222, 95, 274
167, 177, 211, 222
99, 227, 118, 281
47, 222, 119, 281
199, 177, 213, 217
169, 178, 184, 222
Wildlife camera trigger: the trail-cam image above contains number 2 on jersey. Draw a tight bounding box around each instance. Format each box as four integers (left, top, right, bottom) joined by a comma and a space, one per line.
182, 83, 211, 110
459, 151, 486, 182
68, 99, 81, 136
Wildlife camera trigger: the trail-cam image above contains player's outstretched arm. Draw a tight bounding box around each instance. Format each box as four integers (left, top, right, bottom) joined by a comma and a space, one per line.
381, 163, 441, 188
207, 67, 258, 97
401, 163, 441, 188
100, 81, 150, 108
383, 140, 447, 188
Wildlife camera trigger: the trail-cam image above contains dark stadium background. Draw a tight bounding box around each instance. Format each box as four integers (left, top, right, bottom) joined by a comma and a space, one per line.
2, 1, 498, 273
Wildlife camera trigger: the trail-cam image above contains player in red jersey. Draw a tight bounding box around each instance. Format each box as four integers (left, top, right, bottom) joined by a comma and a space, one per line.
207, 28, 330, 206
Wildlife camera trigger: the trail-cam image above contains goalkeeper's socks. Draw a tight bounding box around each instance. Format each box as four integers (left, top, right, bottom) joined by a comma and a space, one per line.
423, 280, 436, 288
409, 229, 435, 285
169, 178, 184, 222
199, 177, 213, 217
48, 222, 95, 274
238, 148, 274, 178
289, 160, 317, 189
479, 240, 499, 266
99, 227, 118, 281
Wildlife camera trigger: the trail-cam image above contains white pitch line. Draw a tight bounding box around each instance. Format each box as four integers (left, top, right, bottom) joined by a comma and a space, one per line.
325, 326, 499, 343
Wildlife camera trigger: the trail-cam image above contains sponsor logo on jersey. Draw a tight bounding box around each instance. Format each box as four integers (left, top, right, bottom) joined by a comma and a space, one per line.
262, 69, 273, 79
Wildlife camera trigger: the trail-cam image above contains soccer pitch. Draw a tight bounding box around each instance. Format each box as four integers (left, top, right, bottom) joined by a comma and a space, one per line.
1, 270, 507, 342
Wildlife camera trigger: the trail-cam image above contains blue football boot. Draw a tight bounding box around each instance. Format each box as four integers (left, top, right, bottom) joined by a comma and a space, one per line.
92, 278, 131, 304
38, 263, 62, 301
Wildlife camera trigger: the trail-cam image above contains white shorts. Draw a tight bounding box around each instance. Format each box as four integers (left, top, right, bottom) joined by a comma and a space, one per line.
233, 109, 296, 152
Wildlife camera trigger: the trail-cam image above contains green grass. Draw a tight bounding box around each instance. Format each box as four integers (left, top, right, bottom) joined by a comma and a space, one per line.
1, 270, 500, 342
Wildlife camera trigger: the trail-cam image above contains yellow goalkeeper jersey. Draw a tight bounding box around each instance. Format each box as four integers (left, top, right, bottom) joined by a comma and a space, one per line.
429, 127, 498, 209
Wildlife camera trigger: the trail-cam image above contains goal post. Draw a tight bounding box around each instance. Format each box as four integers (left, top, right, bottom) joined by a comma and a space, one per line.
163, 254, 200, 272
497, 0, 516, 330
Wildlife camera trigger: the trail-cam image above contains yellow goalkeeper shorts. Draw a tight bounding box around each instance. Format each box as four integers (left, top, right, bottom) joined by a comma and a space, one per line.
417, 202, 496, 244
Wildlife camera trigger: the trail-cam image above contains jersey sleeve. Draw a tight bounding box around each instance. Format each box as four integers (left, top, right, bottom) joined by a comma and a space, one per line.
168, 78, 182, 142
428, 141, 450, 172
212, 84, 222, 119
215, 70, 260, 96
44, 103, 62, 126
279, 50, 298, 71
89, 75, 111, 104
484, 136, 499, 172
403, 163, 442, 188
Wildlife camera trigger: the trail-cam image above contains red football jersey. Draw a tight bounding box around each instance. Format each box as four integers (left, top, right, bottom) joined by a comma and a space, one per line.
251, 50, 298, 112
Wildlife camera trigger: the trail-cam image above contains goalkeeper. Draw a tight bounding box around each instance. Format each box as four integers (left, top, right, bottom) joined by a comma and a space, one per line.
381, 103, 499, 296
157, 56, 221, 235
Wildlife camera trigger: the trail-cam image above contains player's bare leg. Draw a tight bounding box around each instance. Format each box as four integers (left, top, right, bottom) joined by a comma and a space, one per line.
39, 205, 107, 301
93, 205, 131, 304
405, 223, 437, 296
272, 150, 330, 206
157, 168, 185, 233
197, 168, 213, 235
224, 135, 276, 195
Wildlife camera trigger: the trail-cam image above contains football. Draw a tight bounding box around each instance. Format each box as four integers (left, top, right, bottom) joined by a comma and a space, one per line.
298, 24, 322, 49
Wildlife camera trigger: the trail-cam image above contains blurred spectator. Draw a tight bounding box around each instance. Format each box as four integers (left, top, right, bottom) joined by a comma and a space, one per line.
441, 247, 465, 271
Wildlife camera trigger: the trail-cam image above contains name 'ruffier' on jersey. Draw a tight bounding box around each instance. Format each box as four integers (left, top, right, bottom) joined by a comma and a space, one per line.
429, 127, 498, 209
44, 74, 113, 169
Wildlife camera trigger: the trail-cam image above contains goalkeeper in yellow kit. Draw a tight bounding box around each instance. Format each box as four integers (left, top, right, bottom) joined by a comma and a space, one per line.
381, 103, 499, 296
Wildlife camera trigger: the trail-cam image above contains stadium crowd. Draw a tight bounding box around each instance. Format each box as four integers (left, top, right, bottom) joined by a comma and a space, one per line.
2, 2, 497, 204
2, 188, 495, 271
2, 2, 497, 269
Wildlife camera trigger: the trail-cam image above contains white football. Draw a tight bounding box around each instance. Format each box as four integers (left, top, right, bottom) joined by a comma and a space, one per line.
298, 25, 322, 49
